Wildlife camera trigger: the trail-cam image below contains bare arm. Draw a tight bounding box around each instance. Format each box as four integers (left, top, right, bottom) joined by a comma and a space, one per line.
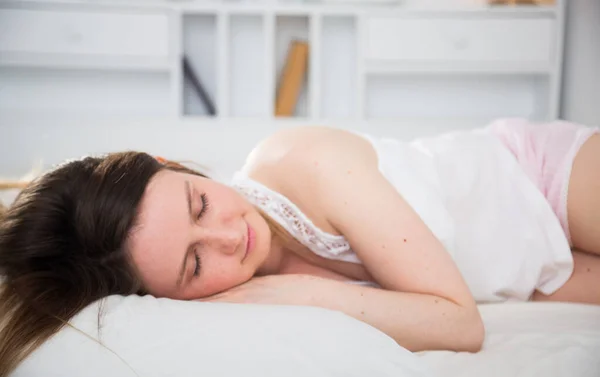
311, 135, 484, 352
289, 275, 482, 352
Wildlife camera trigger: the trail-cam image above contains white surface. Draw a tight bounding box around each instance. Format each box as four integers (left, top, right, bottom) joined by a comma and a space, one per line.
320, 16, 357, 118
0, 8, 169, 57
309, 13, 321, 118
217, 12, 230, 118
561, 0, 600, 125
12, 296, 600, 377
364, 18, 554, 63
14, 295, 433, 377
0, 115, 493, 179
229, 15, 269, 117
0, 52, 171, 71
0, 69, 172, 117
420, 302, 600, 377
365, 75, 548, 120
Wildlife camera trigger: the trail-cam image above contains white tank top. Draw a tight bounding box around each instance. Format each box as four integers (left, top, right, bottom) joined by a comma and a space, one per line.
231, 129, 573, 303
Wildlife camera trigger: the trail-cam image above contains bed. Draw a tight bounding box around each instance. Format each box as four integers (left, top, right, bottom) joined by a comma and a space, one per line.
13, 296, 600, 377
419, 302, 600, 377
3, 118, 599, 376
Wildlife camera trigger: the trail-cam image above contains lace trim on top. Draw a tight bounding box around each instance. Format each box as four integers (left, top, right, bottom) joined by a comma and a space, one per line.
231, 172, 361, 264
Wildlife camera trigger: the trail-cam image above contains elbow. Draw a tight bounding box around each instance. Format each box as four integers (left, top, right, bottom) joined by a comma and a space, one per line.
460, 308, 485, 353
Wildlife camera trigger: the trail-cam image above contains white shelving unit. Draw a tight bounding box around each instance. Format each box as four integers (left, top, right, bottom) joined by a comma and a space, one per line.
0, 0, 566, 125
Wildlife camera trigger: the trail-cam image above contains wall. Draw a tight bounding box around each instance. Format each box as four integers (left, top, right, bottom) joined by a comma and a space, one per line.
561, 0, 600, 125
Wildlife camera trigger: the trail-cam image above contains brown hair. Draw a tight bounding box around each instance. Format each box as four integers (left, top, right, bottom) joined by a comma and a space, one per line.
0, 153, 207, 376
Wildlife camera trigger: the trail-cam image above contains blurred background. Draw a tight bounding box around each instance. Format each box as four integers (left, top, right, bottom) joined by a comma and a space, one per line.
0, 0, 598, 191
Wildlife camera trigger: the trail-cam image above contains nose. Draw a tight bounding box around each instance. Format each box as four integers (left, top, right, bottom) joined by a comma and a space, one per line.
199, 226, 242, 255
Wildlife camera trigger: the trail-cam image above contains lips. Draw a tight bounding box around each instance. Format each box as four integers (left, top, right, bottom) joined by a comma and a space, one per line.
243, 222, 254, 262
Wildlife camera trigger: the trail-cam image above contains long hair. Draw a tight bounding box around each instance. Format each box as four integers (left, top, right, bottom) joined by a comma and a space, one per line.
0, 153, 207, 376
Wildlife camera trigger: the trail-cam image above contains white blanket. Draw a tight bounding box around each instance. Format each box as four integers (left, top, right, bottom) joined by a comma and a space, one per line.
362, 129, 573, 303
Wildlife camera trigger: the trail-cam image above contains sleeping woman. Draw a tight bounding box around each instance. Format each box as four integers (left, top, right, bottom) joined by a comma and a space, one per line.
1, 118, 599, 375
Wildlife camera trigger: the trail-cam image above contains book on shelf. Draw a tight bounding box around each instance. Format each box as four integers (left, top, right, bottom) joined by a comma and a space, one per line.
275, 40, 309, 117
182, 55, 216, 116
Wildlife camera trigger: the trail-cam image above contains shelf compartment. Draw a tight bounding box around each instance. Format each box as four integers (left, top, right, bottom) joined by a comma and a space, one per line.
320, 15, 358, 119
228, 14, 270, 117
274, 15, 310, 118
182, 14, 218, 117
365, 73, 550, 121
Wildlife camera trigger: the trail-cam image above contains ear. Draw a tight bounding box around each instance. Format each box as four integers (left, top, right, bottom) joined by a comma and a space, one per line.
155, 156, 168, 164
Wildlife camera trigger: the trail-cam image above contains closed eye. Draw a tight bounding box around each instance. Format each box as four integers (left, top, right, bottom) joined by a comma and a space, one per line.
198, 193, 210, 219
193, 250, 201, 277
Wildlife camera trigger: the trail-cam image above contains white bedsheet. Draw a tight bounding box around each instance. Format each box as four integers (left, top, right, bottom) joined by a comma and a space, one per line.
420, 302, 600, 377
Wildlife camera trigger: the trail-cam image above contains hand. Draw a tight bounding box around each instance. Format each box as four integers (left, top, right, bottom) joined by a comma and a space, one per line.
197, 274, 326, 306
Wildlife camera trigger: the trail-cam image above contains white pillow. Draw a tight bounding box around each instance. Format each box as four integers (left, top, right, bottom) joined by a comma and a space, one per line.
14, 295, 433, 377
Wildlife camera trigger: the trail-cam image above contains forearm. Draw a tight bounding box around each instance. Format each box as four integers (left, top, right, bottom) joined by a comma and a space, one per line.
304, 278, 484, 353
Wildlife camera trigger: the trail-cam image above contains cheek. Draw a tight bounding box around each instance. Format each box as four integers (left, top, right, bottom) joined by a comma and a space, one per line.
194, 259, 252, 297
214, 187, 249, 213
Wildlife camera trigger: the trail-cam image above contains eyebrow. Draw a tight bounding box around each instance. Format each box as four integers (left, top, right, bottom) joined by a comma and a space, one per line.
175, 180, 193, 288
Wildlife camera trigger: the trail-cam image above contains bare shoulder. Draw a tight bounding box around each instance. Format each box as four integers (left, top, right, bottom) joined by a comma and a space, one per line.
241, 126, 377, 190
240, 126, 378, 233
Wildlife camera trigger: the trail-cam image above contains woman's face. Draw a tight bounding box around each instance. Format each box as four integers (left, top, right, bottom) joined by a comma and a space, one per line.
128, 170, 273, 300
